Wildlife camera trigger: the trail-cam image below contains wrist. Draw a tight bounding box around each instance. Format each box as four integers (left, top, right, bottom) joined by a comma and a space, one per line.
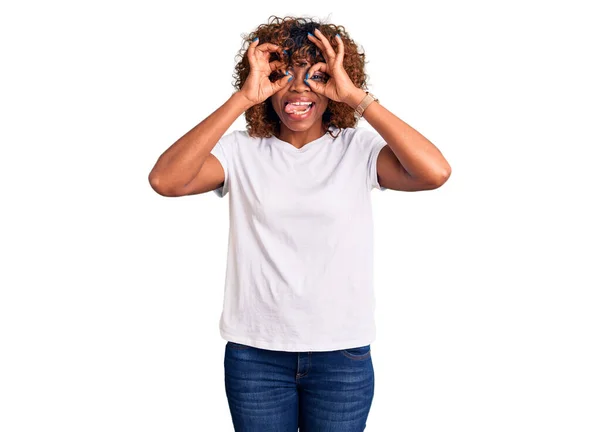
232, 91, 256, 111
345, 89, 368, 110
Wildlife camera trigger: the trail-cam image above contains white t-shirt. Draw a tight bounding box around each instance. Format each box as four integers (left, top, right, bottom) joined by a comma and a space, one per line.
210, 126, 387, 352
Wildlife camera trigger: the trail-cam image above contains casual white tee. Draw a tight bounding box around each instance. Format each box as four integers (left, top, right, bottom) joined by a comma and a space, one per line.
210, 126, 387, 352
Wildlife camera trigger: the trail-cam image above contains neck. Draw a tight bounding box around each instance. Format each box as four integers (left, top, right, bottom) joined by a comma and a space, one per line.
277, 122, 328, 149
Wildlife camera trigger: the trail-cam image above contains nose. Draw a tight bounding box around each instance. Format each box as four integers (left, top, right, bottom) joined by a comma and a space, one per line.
288, 67, 311, 92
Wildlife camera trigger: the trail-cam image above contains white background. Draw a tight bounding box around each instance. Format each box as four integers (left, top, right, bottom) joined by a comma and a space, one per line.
1, 0, 599, 431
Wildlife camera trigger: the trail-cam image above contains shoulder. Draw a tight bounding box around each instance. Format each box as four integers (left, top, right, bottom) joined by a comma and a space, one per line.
336, 127, 383, 150
221, 129, 249, 144
336, 126, 378, 141
217, 129, 257, 151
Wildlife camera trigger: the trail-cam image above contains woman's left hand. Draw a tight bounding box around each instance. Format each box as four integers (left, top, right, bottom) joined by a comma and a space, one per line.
305, 29, 360, 105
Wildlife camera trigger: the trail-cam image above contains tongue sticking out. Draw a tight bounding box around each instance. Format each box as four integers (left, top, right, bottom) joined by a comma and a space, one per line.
285, 103, 312, 114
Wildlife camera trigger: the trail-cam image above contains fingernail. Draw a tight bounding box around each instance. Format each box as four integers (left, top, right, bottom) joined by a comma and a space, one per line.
288, 76, 293, 82
285, 71, 289, 75
308, 32, 314, 38
305, 72, 309, 79
336, 34, 341, 38
253, 37, 258, 42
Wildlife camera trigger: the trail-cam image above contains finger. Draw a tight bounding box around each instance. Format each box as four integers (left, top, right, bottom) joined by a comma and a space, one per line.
269, 60, 285, 72
272, 71, 293, 92
334, 33, 344, 69
305, 63, 328, 94
313, 29, 337, 64
307, 32, 332, 64
246, 37, 260, 67
255, 42, 284, 54
303, 75, 326, 95
306, 62, 329, 76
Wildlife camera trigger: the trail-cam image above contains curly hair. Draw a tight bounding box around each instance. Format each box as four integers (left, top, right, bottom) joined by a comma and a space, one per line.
232, 16, 370, 139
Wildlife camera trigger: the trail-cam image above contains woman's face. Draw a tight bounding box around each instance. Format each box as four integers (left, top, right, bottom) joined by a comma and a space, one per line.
270, 60, 330, 133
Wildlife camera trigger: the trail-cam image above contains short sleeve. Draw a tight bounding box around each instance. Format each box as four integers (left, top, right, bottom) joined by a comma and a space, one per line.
210, 131, 237, 198
365, 131, 388, 191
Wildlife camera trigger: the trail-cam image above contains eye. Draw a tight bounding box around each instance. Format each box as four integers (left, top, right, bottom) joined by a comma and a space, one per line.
311, 73, 327, 81
269, 70, 286, 82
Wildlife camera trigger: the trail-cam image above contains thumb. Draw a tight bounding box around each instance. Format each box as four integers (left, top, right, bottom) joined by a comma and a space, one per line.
271, 72, 292, 93
304, 77, 326, 95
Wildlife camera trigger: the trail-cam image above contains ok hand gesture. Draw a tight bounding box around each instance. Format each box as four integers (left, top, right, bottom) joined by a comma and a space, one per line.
305, 29, 360, 105
239, 38, 290, 106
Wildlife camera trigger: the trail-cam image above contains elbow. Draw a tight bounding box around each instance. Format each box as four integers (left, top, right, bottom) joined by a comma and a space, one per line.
431, 166, 452, 189
148, 174, 174, 197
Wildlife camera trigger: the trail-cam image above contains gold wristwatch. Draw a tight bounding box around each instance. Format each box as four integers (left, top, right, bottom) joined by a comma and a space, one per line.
355, 91, 379, 118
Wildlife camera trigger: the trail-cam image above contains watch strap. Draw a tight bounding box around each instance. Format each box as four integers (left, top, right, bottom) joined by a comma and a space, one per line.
355, 92, 379, 118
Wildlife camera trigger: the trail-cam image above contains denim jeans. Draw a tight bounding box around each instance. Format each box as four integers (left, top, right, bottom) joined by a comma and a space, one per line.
223, 341, 375, 431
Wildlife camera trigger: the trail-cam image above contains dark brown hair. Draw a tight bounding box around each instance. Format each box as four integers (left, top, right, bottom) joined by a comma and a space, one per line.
232, 16, 370, 138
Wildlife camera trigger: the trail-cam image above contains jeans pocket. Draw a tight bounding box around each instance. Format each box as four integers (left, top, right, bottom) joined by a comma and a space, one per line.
227, 341, 252, 350
341, 344, 371, 360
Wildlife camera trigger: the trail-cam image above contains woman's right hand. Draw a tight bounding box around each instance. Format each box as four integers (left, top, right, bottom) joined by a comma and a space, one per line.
239, 39, 290, 106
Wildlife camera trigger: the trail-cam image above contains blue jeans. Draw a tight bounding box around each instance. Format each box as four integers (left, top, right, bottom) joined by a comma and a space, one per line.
223, 341, 375, 431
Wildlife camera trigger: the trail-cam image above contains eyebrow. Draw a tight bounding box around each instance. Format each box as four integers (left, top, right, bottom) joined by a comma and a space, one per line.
290, 58, 313, 65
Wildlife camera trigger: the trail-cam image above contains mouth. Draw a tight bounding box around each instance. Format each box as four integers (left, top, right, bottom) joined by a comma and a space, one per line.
283, 101, 316, 120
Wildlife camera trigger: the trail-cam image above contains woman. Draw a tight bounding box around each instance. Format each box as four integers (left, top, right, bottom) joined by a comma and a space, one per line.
149, 15, 451, 432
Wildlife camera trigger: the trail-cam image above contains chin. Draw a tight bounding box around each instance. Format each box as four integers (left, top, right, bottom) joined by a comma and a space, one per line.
281, 121, 319, 131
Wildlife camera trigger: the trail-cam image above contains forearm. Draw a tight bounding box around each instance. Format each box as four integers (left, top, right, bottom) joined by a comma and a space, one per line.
346, 89, 451, 181
148, 91, 252, 191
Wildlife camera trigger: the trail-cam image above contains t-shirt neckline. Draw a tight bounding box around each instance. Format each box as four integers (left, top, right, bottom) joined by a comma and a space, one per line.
271, 127, 338, 154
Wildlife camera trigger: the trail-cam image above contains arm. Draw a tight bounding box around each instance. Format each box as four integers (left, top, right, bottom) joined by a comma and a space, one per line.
305, 29, 451, 192
346, 89, 452, 191
148, 39, 289, 197
148, 92, 252, 197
